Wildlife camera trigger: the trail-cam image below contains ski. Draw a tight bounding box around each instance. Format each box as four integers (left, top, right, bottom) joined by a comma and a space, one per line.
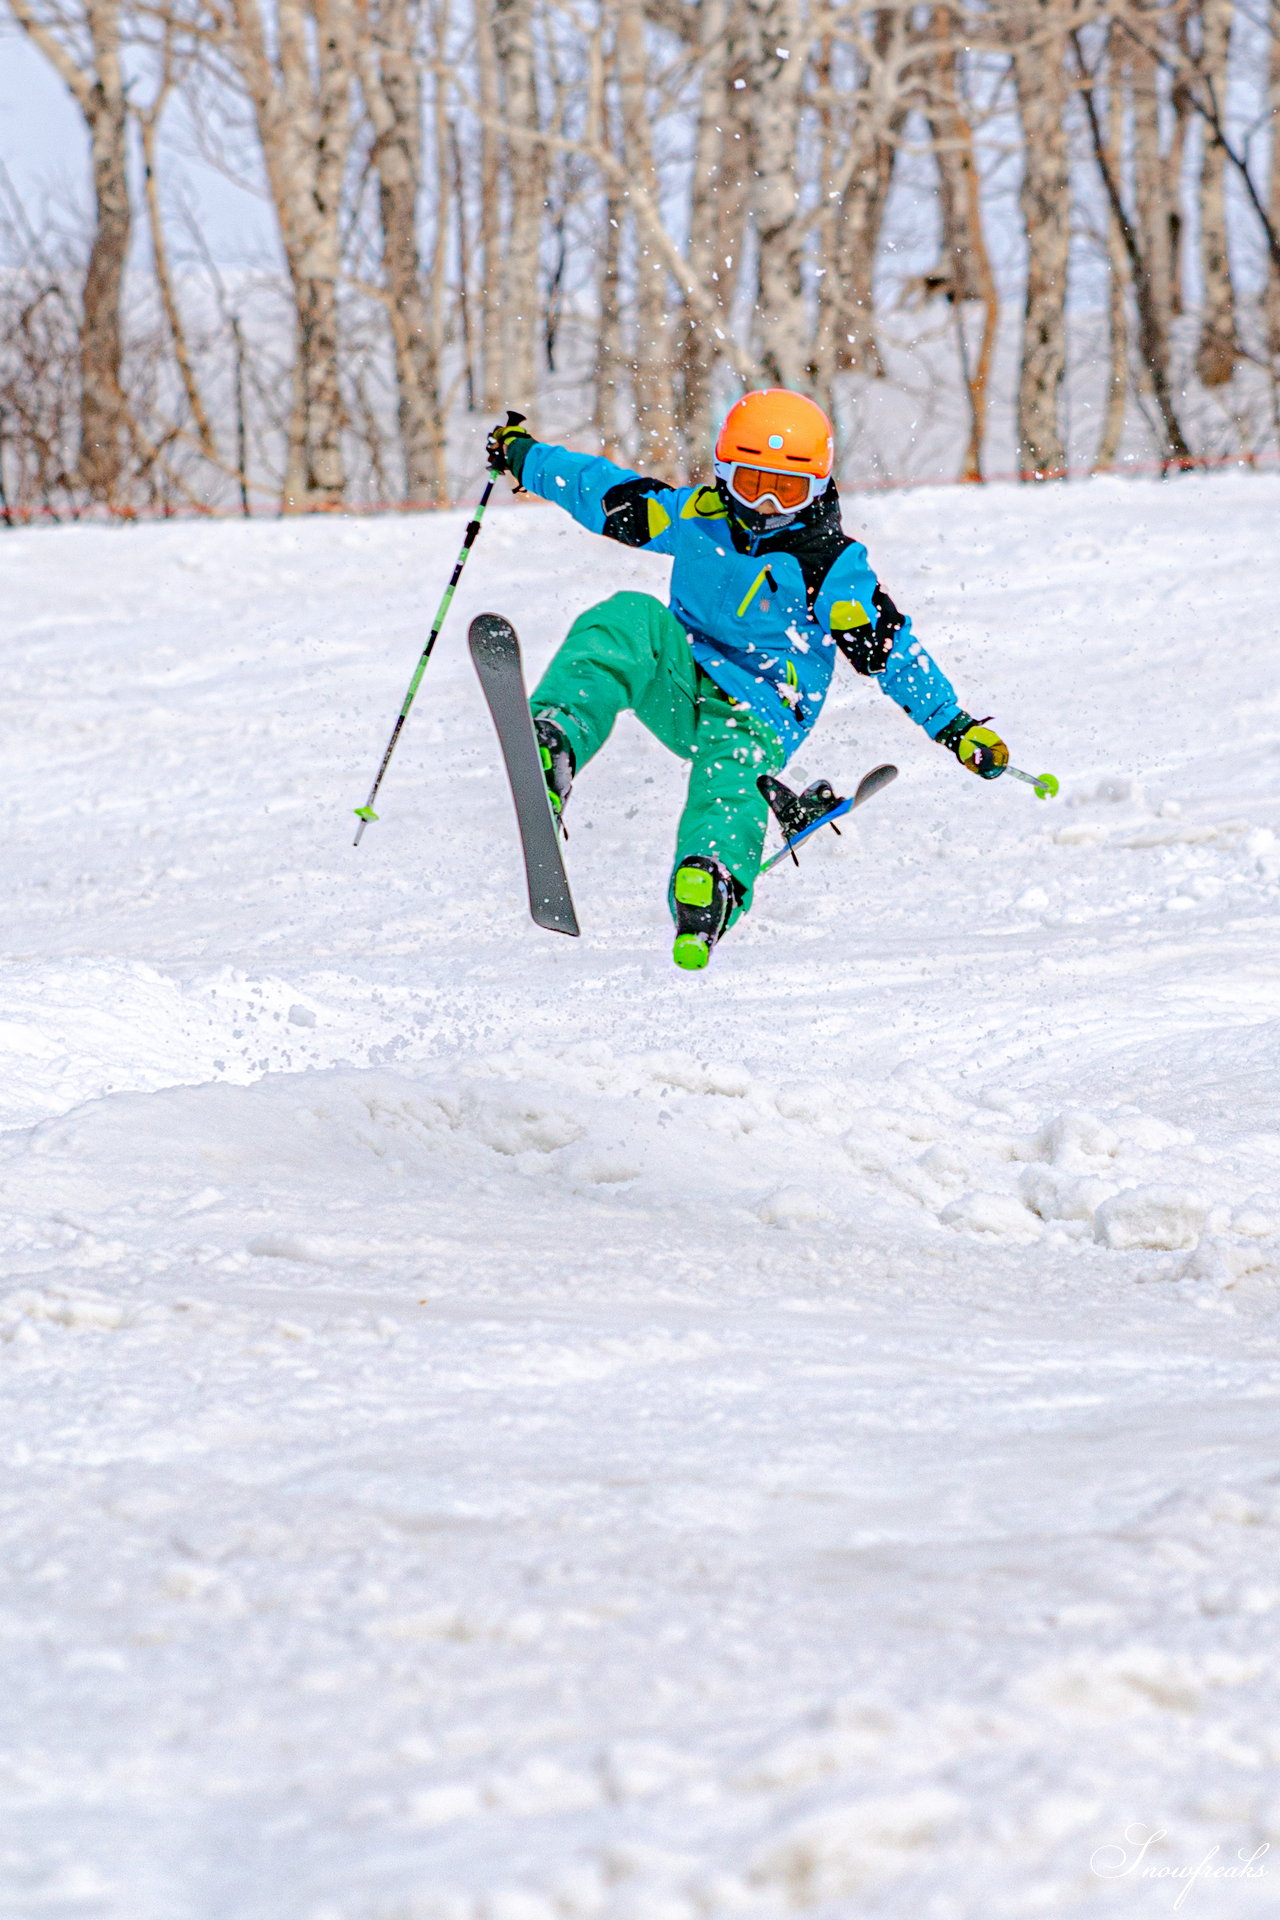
468, 614, 580, 938
759, 762, 898, 873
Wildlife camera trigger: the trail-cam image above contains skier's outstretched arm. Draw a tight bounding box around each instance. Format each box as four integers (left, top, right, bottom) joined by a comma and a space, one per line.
486, 417, 681, 556
815, 549, 1008, 779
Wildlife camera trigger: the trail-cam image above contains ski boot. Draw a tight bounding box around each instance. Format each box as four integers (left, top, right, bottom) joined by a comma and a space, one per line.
757, 773, 846, 863
671, 855, 743, 971
533, 714, 575, 831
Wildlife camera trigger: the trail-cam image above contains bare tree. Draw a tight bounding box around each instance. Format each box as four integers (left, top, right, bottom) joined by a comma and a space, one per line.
355, 0, 446, 502
676, 0, 731, 459
1073, 23, 1195, 465
1094, 50, 1130, 468
615, 0, 678, 467
0, 171, 84, 513
474, 0, 504, 409
927, 15, 1000, 479
209, 0, 356, 508
743, 0, 809, 389
9, 0, 132, 501
815, 7, 919, 397
1269, 9, 1280, 380
593, 176, 625, 458
135, 32, 218, 461
1009, 0, 1072, 477
4, 0, 1276, 513
1129, 29, 1177, 380
494, 0, 545, 421
1193, 0, 1240, 384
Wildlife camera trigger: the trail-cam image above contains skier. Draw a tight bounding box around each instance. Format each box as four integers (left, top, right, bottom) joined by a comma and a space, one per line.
485, 389, 1008, 970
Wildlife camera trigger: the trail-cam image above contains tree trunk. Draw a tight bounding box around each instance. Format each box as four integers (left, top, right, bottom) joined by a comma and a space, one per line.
287, 271, 345, 502
356, 0, 445, 503
929, 18, 998, 480
426, 0, 450, 486
1131, 34, 1175, 388
1193, 0, 1239, 387
1269, 14, 1280, 368
831, 133, 894, 380
678, 0, 730, 465
10, 0, 134, 504
816, 8, 902, 384
231, 0, 355, 509
78, 0, 131, 503
1167, 74, 1191, 315
494, 0, 544, 424
450, 119, 476, 410
744, 0, 808, 390
475, 0, 504, 410
139, 97, 217, 462
594, 176, 625, 460
930, 39, 984, 305
719, 0, 755, 319
1073, 28, 1194, 466
616, 0, 678, 471
1094, 57, 1129, 471
1012, 10, 1071, 478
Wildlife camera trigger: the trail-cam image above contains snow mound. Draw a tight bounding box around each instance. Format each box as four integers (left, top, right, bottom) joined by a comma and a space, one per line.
1094, 1185, 1208, 1251
5, 481, 1280, 1914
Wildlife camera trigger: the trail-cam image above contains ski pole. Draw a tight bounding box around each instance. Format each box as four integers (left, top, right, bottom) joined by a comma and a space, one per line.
1006, 766, 1059, 800
353, 411, 523, 846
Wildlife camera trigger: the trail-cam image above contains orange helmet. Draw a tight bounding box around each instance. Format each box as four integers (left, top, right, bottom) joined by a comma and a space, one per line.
716, 390, 834, 475
715, 389, 834, 516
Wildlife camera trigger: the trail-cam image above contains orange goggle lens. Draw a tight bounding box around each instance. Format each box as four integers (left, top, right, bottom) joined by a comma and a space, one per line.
727, 464, 814, 510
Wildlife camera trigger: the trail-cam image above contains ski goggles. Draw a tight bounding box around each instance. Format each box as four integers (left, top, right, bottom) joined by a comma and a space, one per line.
716, 460, 828, 514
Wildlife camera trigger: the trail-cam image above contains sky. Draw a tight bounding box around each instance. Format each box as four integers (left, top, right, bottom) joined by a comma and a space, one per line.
0, 26, 272, 265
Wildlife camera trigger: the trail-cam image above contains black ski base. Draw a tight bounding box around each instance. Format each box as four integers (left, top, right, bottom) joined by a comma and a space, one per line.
469, 614, 580, 938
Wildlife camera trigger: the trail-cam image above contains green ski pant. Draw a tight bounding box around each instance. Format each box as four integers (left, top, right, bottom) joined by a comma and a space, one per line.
530, 591, 784, 923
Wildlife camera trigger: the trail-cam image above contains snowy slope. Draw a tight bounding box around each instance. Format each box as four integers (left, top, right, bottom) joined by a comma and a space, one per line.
1, 475, 1279, 1919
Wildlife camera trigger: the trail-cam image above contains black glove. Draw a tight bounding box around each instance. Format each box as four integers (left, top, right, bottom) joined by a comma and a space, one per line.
937, 711, 1008, 778
486, 410, 535, 483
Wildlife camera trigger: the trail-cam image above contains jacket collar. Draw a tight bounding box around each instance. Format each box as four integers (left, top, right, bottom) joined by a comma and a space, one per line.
718, 482, 852, 610
720, 480, 845, 552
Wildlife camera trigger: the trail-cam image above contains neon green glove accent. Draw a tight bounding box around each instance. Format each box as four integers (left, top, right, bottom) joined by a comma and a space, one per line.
938, 712, 1009, 779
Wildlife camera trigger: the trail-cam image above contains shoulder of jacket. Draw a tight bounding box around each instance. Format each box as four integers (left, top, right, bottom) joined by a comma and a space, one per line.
827, 533, 869, 571
813, 541, 876, 624
679, 484, 729, 522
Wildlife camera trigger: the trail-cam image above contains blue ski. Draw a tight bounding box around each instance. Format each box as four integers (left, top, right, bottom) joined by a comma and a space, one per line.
760, 763, 898, 874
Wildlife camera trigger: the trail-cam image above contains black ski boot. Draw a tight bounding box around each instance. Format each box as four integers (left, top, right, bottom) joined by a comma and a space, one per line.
533, 714, 575, 829
671, 855, 743, 971
757, 773, 847, 862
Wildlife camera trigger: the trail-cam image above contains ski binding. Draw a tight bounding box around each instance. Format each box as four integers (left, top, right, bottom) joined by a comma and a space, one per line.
759, 764, 898, 873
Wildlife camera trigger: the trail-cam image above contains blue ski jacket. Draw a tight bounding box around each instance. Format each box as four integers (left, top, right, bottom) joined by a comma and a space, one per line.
519, 442, 964, 760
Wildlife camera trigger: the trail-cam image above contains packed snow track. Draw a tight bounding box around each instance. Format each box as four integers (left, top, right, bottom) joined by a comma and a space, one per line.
2, 475, 1279, 1919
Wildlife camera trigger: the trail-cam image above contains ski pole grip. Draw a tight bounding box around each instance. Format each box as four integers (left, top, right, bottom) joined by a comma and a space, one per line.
500, 411, 529, 493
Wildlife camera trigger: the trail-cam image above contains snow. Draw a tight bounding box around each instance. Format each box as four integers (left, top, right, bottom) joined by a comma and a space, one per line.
2, 473, 1279, 1918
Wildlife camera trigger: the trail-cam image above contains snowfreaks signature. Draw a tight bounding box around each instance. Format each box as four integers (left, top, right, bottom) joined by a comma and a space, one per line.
1092, 1825, 1269, 1909
486, 387, 1013, 970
